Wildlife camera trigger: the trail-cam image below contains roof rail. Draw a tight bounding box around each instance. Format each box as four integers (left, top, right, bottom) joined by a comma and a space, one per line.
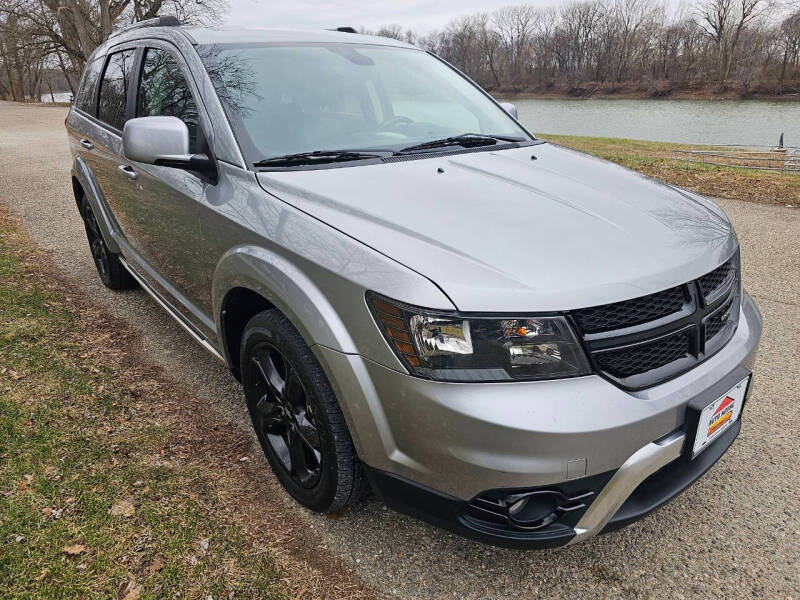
108, 15, 182, 39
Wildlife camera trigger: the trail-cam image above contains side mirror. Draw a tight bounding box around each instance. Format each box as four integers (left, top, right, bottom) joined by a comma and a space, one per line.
499, 102, 518, 119
122, 116, 216, 181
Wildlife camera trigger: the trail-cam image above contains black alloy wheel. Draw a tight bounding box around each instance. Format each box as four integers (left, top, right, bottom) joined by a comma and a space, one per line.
82, 202, 111, 281
240, 309, 368, 512
249, 342, 323, 488
79, 198, 136, 290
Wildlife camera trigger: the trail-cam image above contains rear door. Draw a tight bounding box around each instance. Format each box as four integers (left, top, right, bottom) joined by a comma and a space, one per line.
68, 56, 106, 175
91, 47, 139, 246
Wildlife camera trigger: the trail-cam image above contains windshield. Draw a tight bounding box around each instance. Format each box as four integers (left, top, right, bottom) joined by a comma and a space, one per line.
198, 42, 531, 165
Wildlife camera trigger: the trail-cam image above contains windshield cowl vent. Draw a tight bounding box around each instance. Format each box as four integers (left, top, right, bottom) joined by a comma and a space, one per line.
382, 145, 507, 163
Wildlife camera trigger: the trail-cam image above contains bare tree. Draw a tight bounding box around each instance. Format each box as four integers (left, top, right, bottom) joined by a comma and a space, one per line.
697, 0, 772, 80
612, 0, 659, 81
0, 0, 226, 101
778, 11, 800, 86
493, 5, 539, 82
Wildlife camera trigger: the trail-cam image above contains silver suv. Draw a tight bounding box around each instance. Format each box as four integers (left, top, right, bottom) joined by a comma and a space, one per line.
66, 18, 762, 548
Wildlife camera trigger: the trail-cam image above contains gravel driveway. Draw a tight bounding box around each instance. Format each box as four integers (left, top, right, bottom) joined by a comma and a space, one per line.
2, 101, 798, 599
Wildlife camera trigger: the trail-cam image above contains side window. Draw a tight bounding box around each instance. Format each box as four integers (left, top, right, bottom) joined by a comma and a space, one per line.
75, 57, 104, 115
97, 50, 135, 130
137, 48, 199, 153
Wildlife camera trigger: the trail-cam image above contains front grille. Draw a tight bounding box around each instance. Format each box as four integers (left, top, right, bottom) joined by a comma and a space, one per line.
572, 286, 685, 333
705, 296, 735, 341
699, 261, 734, 299
594, 331, 691, 378
571, 255, 740, 389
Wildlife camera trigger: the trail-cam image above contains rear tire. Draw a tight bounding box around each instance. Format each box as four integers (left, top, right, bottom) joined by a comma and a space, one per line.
240, 309, 368, 512
80, 198, 136, 290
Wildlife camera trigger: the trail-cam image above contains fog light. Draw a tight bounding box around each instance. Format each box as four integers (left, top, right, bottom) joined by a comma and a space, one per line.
465, 487, 596, 533
505, 492, 560, 529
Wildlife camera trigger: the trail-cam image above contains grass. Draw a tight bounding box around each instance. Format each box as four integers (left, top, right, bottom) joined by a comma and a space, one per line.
536, 133, 800, 206
0, 210, 290, 599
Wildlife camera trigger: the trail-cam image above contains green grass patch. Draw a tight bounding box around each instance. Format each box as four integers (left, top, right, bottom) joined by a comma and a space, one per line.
536, 133, 800, 206
0, 216, 288, 599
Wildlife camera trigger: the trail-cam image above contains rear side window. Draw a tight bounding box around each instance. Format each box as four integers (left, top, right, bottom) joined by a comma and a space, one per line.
98, 49, 136, 130
137, 48, 199, 152
74, 58, 104, 114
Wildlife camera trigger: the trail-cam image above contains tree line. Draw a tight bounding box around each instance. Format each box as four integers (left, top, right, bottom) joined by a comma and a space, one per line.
369, 0, 800, 97
2, 0, 799, 102
0, 0, 225, 102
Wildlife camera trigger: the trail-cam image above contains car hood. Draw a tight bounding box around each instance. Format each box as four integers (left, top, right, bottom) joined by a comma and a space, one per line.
256, 143, 737, 312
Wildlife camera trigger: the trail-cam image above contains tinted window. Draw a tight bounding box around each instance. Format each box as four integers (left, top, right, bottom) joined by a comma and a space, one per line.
138, 49, 199, 152
98, 50, 135, 130
75, 57, 104, 114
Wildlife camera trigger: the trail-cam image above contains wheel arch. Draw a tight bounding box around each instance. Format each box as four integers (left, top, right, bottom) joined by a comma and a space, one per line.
71, 175, 84, 211
214, 245, 359, 379
219, 286, 274, 379
71, 157, 122, 254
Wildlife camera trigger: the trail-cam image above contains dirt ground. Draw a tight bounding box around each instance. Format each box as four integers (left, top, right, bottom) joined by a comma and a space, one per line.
2, 101, 799, 599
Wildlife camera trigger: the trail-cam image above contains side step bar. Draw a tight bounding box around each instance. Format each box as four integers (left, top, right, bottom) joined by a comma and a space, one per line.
119, 257, 226, 365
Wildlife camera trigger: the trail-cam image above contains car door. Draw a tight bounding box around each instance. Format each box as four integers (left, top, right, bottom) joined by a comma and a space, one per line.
69, 56, 107, 185
90, 47, 139, 246
118, 42, 217, 339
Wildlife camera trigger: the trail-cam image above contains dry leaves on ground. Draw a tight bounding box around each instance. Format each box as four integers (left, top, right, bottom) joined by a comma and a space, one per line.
109, 498, 135, 517
62, 544, 85, 555
143, 555, 163, 575
118, 581, 142, 600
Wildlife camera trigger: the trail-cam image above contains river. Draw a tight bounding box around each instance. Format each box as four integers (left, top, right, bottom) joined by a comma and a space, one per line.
40, 92, 73, 103
506, 97, 800, 147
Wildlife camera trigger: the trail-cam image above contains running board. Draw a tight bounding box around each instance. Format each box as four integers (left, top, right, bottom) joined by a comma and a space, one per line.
119, 257, 227, 365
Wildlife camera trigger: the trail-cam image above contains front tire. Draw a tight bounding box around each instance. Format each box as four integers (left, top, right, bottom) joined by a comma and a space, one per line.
240, 309, 368, 512
80, 199, 136, 290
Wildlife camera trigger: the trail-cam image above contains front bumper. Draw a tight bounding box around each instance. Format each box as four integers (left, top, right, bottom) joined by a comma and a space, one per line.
364, 411, 742, 548
315, 293, 761, 547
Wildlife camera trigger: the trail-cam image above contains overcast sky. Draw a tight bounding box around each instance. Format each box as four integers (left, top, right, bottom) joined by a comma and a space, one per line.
221, 0, 793, 34
223, 0, 636, 34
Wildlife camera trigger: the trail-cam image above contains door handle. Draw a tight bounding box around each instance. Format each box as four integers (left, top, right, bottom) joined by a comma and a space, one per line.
79, 138, 94, 150
117, 164, 138, 180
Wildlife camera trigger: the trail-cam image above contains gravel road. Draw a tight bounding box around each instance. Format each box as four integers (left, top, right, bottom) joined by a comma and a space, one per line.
2, 101, 798, 599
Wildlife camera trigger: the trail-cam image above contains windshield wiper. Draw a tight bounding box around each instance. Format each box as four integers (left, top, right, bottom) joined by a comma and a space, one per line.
396, 133, 524, 154
254, 150, 384, 168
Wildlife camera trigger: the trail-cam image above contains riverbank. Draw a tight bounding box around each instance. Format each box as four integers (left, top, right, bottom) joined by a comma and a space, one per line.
497, 81, 800, 101
3, 99, 72, 106
538, 134, 800, 206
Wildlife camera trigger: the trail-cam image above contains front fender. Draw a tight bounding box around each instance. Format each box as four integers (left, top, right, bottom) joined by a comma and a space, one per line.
212, 244, 358, 363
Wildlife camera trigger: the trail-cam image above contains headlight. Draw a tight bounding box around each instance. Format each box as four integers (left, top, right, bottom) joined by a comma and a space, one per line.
367, 293, 591, 382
